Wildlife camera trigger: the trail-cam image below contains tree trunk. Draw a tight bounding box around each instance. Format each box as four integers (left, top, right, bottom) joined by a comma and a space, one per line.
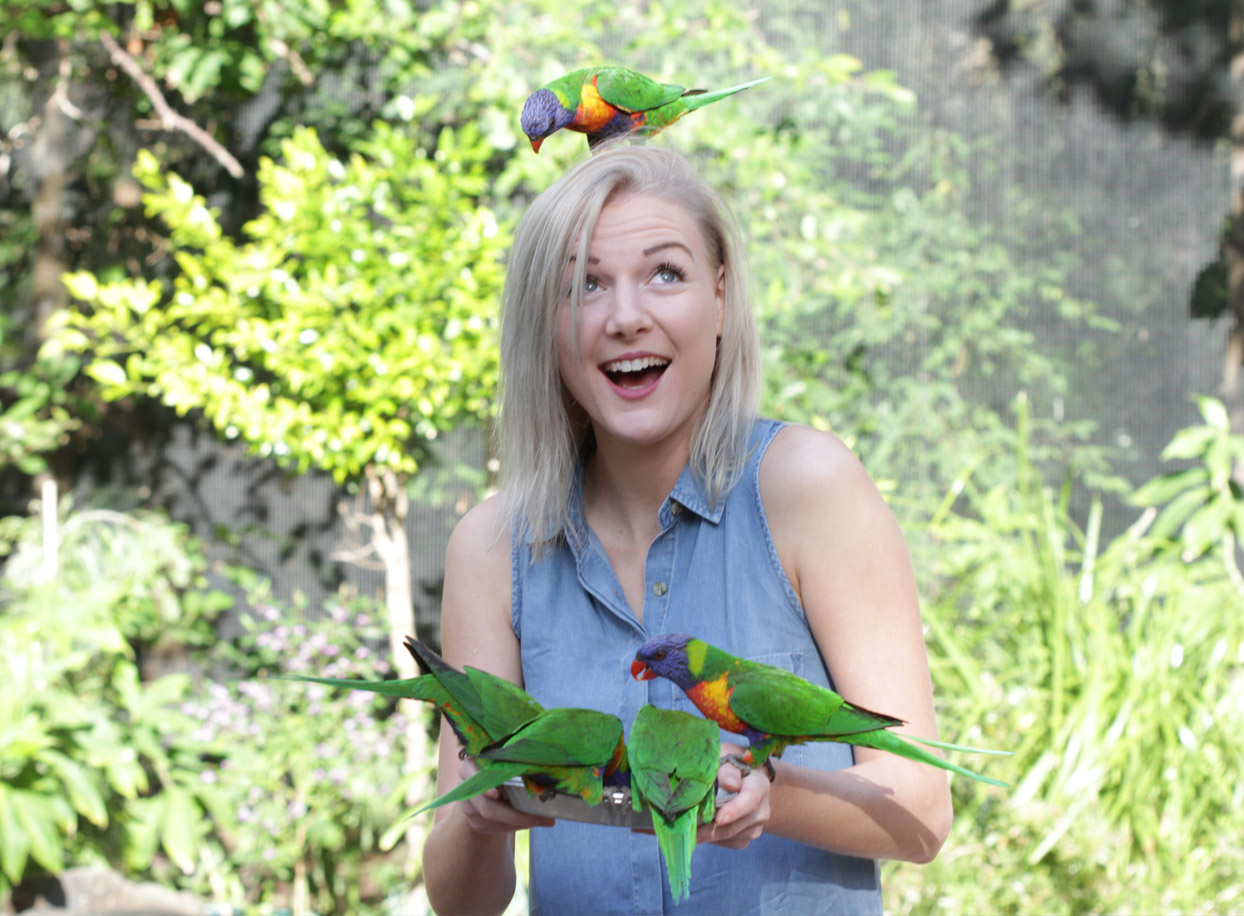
364, 465, 432, 875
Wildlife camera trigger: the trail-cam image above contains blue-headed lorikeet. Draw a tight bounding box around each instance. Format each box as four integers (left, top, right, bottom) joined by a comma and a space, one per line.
632, 633, 1008, 787
521, 66, 770, 152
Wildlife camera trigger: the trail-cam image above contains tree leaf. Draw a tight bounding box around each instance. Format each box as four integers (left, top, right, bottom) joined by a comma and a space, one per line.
0, 786, 31, 885
159, 787, 200, 875
1130, 468, 1208, 507
85, 360, 129, 387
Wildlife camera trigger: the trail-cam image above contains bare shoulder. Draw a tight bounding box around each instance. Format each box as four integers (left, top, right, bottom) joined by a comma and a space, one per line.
759, 424, 910, 607
441, 492, 520, 679
759, 424, 880, 516
446, 491, 511, 571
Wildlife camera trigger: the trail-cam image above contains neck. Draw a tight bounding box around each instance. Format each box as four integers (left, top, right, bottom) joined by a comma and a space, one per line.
582, 429, 692, 543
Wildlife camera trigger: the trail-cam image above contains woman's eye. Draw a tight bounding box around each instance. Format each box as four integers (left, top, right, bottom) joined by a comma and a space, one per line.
583, 275, 600, 293
655, 263, 686, 284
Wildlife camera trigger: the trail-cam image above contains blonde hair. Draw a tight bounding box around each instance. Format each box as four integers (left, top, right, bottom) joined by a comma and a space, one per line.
498, 145, 761, 555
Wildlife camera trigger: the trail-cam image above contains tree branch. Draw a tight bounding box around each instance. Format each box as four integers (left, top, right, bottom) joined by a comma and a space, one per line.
99, 31, 244, 179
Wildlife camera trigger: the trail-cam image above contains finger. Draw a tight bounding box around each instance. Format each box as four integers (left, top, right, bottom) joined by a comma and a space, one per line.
459, 793, 555, 834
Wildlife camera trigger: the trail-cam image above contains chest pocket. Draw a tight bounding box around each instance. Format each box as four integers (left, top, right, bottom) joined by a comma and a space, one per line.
668, 649, 810, 770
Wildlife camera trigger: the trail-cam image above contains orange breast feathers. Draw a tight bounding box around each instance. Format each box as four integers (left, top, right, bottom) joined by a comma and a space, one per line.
686, 674, 746, 733
575, 79, 621, 132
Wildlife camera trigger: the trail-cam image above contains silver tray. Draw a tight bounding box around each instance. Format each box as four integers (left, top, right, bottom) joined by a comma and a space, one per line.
500, 778, 732, 829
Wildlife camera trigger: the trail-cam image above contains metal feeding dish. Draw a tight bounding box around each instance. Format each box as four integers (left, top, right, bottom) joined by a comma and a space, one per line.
499, 778, 732, 829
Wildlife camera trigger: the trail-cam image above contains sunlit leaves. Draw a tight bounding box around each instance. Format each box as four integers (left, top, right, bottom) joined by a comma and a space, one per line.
1132, 396, 1244, 561
61, 123, 508, 485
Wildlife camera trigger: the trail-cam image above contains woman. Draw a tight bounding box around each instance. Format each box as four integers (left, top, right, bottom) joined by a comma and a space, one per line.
422, 145, 952, 915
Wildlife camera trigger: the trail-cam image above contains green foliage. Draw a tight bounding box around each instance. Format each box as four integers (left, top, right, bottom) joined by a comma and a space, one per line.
1132, 395, 1244, 569
0, 331, 83, 476
184, 579, 416, 913
58, 121, 507, 485
0, 496, 229, 894
886, 397, 1244, 914
0, 496, 416, 911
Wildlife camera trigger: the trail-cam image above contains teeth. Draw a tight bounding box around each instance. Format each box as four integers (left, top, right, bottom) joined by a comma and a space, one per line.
603, 356, 669, 374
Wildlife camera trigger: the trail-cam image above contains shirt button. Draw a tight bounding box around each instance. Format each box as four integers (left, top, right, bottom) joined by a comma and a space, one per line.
652, 582, 668, 597
670, 502, 682, 516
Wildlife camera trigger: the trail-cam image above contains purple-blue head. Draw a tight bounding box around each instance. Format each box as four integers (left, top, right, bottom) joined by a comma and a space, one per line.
631, 632, 695, 688
521, 88, 576, 152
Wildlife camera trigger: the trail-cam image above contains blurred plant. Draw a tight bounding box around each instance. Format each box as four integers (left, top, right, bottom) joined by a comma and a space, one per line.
190, 575, 418, 915
0, 495, 230, 897
886, 395, 1244, 913
0, 491, 229, 652
0, 312, 84, 476
1131, 394, 1244, 592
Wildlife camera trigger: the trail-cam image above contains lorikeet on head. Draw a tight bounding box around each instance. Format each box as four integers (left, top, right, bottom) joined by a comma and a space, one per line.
632, 633, 1009, 787
521, 66, 770, 152
279, 638, 544, 758
628, 705, 720, 903
415, 706, 629, 816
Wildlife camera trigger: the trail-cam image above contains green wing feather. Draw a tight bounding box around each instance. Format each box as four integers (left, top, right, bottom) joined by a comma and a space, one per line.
459, 665, 546, 744
725, 661, 903, 738
403, 637, 545, 754
479, 708, 623, 767
593, 67, 688, 112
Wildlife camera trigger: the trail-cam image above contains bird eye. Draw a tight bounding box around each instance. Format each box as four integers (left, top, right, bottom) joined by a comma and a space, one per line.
654, 649, 666, 660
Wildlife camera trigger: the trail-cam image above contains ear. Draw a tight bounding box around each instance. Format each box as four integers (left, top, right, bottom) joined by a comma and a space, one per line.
715, 264, 726, 338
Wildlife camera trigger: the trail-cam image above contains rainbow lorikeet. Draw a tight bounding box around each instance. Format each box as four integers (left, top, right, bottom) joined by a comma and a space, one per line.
280, 638, 543, 758
632, 634, 1009, 787
403, 637, 545, 756
628, 706, 720, 903
415, 706, 629, 816
520, 66, 770, 152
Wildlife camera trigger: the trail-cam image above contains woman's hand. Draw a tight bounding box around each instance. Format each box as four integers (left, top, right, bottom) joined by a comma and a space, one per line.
696, 743, 771, 849
450, 756, 555, 836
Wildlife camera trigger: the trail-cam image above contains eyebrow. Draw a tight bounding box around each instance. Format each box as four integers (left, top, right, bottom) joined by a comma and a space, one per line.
568, 240, 695, 266
643, 241, 695, 259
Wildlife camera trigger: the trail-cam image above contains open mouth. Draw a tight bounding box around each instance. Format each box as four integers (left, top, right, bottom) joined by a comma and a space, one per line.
600, 355, 670, 390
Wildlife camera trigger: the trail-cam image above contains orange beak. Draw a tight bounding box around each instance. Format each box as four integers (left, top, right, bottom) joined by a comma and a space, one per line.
530, 137, 544, 153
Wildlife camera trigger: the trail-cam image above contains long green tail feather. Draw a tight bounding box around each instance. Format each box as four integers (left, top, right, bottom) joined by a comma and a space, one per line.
413, 761, 528, 816
682, 76, 772, 111
848, 730, 1010, 788
277, 673, 439, 701
905, 734, 1013, 757
652, 810, 696, 903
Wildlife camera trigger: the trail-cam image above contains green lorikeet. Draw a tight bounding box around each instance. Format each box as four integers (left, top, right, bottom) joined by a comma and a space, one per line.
402, 637, 545, 756
415, 706, 629, 816
280, 638, 543, 757
628, 706, 720, 903
520, 66, 770, 152
632, 633, 1008, 787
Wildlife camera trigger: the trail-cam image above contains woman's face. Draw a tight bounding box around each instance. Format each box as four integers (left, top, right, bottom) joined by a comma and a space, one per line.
556, 193, 725, 453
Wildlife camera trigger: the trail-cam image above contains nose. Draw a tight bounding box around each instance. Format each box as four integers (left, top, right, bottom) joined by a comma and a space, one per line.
603, 282, 651, 338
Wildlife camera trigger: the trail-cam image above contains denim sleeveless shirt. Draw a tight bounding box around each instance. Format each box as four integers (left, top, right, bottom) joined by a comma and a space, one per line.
511, 419, 883, 916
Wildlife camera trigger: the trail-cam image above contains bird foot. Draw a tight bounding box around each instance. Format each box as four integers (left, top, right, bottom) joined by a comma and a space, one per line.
719, 752, 754, 776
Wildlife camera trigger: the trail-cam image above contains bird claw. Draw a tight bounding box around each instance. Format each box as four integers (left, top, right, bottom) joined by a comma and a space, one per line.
719, 753, 753, 777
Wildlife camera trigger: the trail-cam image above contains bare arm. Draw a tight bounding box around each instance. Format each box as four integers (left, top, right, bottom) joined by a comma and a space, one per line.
421, 495, 551, 916
756, 425, 954, 863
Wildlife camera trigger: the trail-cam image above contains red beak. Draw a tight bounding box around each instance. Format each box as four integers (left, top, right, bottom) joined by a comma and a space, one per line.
530, 137, 544, 153
631, 659, 656, 681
